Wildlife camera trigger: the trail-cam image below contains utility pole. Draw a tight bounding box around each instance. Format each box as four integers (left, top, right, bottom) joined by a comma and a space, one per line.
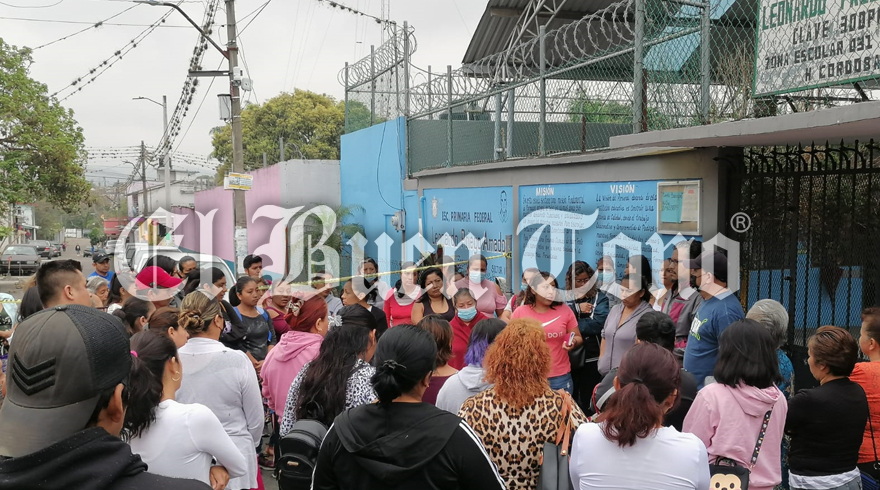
227, 0, 248, 276
140, 141, 148, 217
162, 95, 171, 230
138, 0, 248, 274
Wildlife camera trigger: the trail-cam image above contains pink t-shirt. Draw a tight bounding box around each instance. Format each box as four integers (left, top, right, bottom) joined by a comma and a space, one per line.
453, 279, 506, 317
511, 304, 579, 378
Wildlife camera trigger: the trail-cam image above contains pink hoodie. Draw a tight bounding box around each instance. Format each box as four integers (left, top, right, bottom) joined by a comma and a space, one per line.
260, 331, 323, 416
683, 383, 788, 490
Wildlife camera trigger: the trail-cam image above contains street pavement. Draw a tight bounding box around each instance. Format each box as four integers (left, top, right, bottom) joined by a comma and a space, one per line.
0, 238, 97, 300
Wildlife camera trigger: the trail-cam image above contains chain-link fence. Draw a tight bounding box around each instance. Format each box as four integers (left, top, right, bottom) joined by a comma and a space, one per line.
341, 24, 415, 133
344, 0, 880, 173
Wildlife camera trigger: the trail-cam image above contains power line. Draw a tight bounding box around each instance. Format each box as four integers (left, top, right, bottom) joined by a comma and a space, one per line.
32, 5, 137, 50
173, 64, 220, 153
0, 15, 216, 27
0, 0, 65, 8
238, 0, 271, 35
51, 9, 174, 101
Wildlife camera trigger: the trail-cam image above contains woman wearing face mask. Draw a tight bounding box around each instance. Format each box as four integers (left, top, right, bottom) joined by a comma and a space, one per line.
232, 276, 276, 374
500, 267, 539, 321
597, 256, 622, 310
511, 271, 583, 393
112, 296, 155, 337
382, 263, 421, 329
176, 291, 264, 490
411, 267, 454, 324
449, 288, 489, 370
598, 273, 654, 376
454, 255, 506, 318
341, 277, 388, 338
358, 258, 389, 311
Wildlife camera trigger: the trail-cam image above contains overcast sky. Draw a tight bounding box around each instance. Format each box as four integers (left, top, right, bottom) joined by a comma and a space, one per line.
1, 0, 485, 181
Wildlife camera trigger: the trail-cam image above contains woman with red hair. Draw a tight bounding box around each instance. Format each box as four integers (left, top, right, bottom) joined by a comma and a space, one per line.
460, 318, 588, 490
260, 295, 328, 420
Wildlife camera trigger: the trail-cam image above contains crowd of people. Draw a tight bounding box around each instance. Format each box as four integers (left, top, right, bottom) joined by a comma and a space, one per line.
1, 243, 880, 490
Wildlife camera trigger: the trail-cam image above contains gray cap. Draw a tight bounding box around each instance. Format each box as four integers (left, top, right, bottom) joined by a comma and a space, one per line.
0, 305, 131, 458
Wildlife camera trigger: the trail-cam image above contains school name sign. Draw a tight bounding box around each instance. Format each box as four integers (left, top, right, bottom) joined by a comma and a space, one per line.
754, 0, 880, 96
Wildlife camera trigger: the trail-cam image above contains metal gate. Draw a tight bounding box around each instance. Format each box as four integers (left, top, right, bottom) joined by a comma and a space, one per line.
727, 140, 880, 390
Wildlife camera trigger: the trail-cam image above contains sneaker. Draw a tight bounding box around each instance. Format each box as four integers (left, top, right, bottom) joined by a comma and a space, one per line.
258, 453, 275, 470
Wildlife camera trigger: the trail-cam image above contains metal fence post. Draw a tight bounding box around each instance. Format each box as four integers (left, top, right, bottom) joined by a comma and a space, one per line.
403, 22, 411, 118
447, 65, 453, 167
633, 0, 646, 134
344, 62, 350, 133
507, 88, 515, 158
427, 65, 433, 121
700, 0, 711, 125
494, 91, 503, 161
505, 235, 513, 295
539, 24, 547, 157
370, 45, 376, 127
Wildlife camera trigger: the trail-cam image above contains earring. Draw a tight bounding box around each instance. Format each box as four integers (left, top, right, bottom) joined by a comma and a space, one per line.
172, 372, 181, 382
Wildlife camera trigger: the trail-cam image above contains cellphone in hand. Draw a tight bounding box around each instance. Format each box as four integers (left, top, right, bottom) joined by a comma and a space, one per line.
567, 332, 576, 347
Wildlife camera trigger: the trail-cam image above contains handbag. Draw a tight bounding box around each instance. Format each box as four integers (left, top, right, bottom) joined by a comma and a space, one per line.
708, 409, 773, 490
538, 390, 575, 490
861, 411, 880, 490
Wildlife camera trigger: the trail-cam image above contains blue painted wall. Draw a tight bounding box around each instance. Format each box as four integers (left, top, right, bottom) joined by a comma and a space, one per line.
421, 186, 514, 282
518, 180, 701, 288
340, 118, 409, 285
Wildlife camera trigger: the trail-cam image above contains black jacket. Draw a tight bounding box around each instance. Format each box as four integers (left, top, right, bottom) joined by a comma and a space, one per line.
0, 428, 209, 490
592, 366, 698, 431
313, 402, 505, 490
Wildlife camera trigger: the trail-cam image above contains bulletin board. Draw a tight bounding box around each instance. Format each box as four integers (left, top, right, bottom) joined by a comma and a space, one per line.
657, 181, 701, 235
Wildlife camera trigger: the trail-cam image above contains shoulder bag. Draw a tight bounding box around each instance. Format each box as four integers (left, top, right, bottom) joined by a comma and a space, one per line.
538, 390, 575, 490
861, 411, 880, 490
708, 409, 773, 490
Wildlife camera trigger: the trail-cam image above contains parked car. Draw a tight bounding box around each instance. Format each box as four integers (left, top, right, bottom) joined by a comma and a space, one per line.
104, 239, 119, 255
27, 240, 53, 259
49, 243, 62, 257
132, 250, 235, 289
83, 248, 92, 258
1, 246, 41, 275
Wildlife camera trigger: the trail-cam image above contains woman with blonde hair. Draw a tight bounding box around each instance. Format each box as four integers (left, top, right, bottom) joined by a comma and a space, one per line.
175, 291, 263, 490
460, 318, 588, 490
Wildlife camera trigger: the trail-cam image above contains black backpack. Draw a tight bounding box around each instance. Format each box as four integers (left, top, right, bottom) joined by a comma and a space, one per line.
277, 402, 328, 490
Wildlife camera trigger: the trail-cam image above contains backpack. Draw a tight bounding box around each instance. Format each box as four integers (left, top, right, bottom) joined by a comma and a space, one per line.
277, 401, 328, 490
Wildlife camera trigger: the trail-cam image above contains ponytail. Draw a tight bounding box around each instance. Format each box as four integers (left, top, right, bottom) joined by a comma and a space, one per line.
370, 325, 436, 405
123, 331, 178, 440
599, 343, 681, 447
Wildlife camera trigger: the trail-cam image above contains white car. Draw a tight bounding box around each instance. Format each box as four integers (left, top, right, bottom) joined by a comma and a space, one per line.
132, 250, 235, 290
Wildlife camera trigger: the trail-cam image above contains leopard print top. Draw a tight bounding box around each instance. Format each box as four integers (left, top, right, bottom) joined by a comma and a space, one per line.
460, 388, 588, 490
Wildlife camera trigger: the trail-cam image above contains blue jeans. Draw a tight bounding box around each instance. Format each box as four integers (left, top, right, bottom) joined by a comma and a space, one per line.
549, 373, 573, 393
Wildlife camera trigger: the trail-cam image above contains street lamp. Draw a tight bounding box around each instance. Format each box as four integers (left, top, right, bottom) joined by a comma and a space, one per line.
133, 95, 171, 231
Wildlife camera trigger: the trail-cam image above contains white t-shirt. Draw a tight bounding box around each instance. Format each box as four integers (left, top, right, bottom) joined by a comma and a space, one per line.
130, 399, 248, 486
569, 423, 709, 490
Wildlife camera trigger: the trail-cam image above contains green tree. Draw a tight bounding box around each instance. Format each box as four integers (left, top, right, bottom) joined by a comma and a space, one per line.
345, 100, 382, 133
211, 90, 346, 182
88, 227, 105, 246
0, 38, 90, 213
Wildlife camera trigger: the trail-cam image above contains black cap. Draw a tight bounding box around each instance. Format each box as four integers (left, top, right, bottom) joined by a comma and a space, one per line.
0, 305, 131, 457
683, 251, 729, 283
92, 252, 110, 263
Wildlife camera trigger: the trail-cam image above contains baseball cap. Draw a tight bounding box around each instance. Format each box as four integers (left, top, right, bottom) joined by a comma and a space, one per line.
135, 266, 183, 291
0, 305, 131, 458
683, 251, 729, 283
92, 252, 110, 263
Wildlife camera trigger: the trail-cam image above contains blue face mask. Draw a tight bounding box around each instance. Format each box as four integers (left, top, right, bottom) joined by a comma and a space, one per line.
469, 271, 486, 284
599, 271, 616, 284
457, 306, 478, 322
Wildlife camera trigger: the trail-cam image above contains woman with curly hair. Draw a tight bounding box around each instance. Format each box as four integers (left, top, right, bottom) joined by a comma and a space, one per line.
459, 318, 588, 490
